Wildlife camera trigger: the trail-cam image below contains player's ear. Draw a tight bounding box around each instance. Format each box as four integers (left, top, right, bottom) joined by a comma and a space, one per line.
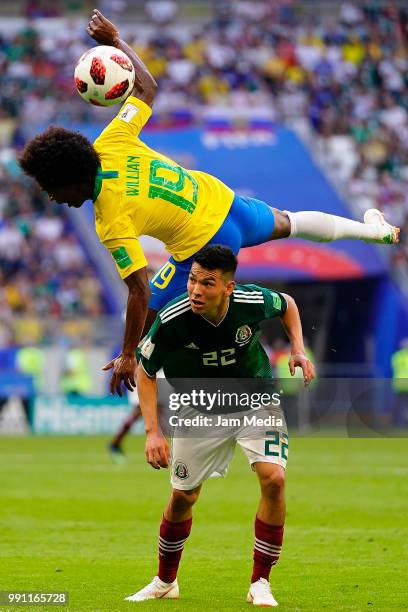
225, 280, 236, 296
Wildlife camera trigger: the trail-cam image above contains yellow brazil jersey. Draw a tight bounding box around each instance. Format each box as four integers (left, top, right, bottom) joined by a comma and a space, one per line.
92, 96, 234, 279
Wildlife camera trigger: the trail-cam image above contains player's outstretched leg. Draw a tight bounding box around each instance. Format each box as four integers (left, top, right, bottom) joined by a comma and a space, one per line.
224, 196, 399, 254
109, 406, 142, 461
282, 207, 399, 244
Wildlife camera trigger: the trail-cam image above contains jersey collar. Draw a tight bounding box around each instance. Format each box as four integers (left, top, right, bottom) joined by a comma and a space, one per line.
200, 298, 230, 327
92, 166, 119, 202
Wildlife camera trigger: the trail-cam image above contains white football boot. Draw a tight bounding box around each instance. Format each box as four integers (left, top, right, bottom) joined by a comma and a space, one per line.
124, 576, 179, 602
363, 208, 400, 244
247, 578, 278, 607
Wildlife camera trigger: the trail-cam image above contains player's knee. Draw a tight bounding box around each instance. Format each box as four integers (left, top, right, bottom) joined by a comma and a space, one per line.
259, 469, 285, 499
271, 210, 291, 239
170, 488, 200, 514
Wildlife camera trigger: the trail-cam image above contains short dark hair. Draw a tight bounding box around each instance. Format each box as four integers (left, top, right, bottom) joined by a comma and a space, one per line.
193, 245, 238, 276
19, 126, 100, 192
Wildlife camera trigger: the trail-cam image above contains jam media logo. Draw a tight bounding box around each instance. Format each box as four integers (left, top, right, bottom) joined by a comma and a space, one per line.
235, 324, 252, 346
174, 462, 189, 479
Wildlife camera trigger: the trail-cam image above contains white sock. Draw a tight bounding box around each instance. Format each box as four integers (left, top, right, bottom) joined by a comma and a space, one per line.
286, 210, 385, 243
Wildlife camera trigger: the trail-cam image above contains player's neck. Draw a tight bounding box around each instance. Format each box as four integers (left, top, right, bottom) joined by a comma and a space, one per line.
203, 297, 230, 326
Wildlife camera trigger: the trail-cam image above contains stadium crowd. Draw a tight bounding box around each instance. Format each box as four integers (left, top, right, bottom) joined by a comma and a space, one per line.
0, 0, 407, 347
0, 166, 105, 346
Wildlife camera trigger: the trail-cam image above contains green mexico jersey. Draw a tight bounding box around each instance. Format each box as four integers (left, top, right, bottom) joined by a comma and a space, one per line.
140, 284, 287, 378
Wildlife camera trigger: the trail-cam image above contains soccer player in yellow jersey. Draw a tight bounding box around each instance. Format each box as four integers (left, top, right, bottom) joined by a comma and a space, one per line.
19, 9, 399, 396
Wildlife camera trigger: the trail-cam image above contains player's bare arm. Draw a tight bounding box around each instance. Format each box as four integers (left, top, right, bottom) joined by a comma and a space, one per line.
87, 8, 158, 106
137, 364, 170, 469
280, 293, 316, 387
103, 267, 150, 396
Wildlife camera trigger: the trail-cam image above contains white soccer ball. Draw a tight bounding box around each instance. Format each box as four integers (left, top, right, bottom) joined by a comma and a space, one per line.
74, 45, 135, 107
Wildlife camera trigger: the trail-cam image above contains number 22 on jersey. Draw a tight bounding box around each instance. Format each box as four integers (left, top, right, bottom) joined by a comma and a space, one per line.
203, 348, 236, 366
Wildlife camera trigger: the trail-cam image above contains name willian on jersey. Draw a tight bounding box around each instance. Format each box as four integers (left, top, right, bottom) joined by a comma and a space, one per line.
126, 155, 140, 196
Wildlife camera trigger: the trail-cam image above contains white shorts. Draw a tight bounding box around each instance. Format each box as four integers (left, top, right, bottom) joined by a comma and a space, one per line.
170, 411, 288, 490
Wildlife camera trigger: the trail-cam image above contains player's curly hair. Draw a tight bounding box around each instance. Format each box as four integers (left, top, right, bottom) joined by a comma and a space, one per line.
193, 245, 238, 276
19, 126, 100, 192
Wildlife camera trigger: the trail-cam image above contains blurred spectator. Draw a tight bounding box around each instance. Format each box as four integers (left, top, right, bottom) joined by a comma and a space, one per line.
145, 0, 178, 25
15, 344, 45, 419
60, 342, 92, 396
391, 338, 408, 425
273, 339, 315, 429
24, 0, 63, 18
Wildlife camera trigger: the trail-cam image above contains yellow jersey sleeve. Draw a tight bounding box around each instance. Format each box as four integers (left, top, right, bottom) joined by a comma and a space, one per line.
103, 237, 147, 279
94, 96, 152, 149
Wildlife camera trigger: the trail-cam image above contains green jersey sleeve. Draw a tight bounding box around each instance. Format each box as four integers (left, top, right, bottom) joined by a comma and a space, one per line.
139, 316, 167, 377
233, 284, 287, 323
261, 288, 288, 319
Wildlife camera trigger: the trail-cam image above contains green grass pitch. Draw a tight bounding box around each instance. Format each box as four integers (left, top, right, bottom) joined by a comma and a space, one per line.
1, 436, 407, 611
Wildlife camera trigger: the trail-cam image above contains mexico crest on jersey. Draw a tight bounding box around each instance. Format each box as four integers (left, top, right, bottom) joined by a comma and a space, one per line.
235, 324, 252, 346
174, 462, 189, 480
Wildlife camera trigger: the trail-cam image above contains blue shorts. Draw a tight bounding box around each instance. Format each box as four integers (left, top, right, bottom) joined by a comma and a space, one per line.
149, 194, 275, 311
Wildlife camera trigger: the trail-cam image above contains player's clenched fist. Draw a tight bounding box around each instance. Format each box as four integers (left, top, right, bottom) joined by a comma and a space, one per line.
87, 8, 119, 46
145, 432, 170, 470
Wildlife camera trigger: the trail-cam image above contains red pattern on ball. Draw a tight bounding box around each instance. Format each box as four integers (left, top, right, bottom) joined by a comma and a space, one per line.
110, 54, 133, 72
75, 77, 88, 93
105, 79, 130, 100
89, 98, 104, 106
90, 57, 106, 85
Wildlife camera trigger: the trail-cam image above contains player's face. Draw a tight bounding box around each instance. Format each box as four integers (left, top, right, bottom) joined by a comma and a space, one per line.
47, 184, 90, 208
188, 263, 235, 318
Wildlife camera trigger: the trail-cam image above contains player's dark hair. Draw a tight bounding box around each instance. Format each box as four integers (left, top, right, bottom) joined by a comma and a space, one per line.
19, 126, 100, 192
193, 245, 238, 276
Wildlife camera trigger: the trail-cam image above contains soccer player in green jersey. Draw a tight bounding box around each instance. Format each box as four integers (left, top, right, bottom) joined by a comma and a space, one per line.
125, 245, 315, 606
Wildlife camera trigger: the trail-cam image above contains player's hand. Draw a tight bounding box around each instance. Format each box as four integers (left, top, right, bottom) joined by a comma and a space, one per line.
87, 9, 119, 46
288, 353, 316, 387
145, 432, 170, 470
103, 353, 137, 397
